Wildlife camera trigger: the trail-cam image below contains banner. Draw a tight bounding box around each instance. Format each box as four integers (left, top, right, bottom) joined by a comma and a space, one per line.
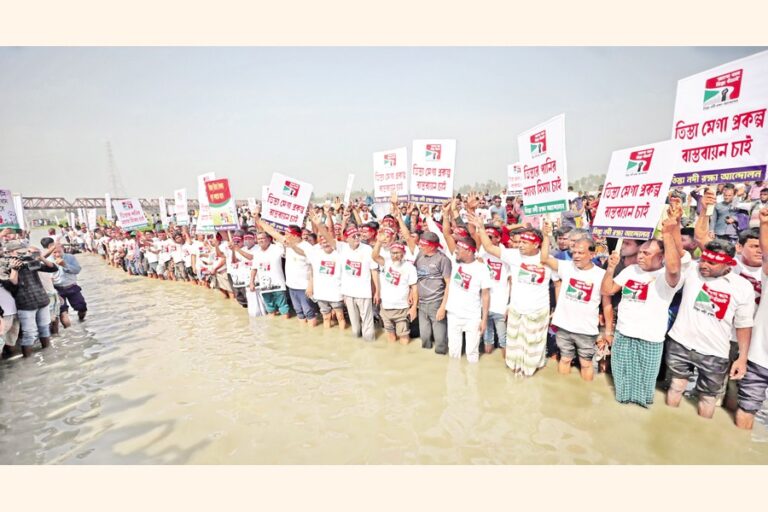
343, 174, 355, 204
87, 209, 97, 230
174, 188, 190, 226
12, 194, 25, 231
260, 185, 269, 205
671, 50, 768, 187
197, 172, 216, 233
204, 178, 238, 230
517, 114, 569, 215
591, 140, 678, 239
507, 162, 523, 197
112, 198, 148, 231
0, 190, 20, 229
409, 140, 456, 204
158, 196, 169, 228
373, 147, 409, 202
105, 192, 113, 221
261, 173, 313, 232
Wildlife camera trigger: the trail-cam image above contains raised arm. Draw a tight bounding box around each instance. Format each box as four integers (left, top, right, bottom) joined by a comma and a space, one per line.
695, 188, 716, 249
441, 200, 457, 254
539, 220, 559, 272
309, 208, 336, 250
662, 202, 684, 288
371, 231, 386, 267
600, 250, 622, 296
467, 211, 501, 259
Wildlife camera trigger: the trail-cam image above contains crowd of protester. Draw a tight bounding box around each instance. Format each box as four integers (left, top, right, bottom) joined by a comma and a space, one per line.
1, 180, 766, 430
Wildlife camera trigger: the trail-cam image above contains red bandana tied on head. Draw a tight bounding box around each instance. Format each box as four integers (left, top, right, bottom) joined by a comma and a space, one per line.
485, 227, 501, 238
232, 236, 243, 243
286, 227, 302, 237
344, 226, 359, 237
389, 242, 405, 253
454, 227, 469, 238
244, 234, 255, 240
519, 232, 542, 245
419, 239, 439, 249
456, 240, 476, 253
700, 249, 737, 266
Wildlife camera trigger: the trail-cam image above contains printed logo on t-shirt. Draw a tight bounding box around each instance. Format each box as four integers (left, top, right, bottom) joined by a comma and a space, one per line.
384, 267, 401, 286
345, 259, 362, 277
487, 260, 502, 281
319, 260, 336, 275
453, 266, 472, 290
518, 263, 545, 285
693, 283, 731, 320
565, 278, 593, 302
621, 279, 649, 302
257, 262, 269, 271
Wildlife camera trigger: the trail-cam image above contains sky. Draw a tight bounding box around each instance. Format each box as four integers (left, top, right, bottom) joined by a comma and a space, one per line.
0, 46, 765, 199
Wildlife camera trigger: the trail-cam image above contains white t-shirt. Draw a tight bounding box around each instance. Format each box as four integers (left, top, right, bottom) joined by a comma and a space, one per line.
171, 242, 184, 263
284, 241, 313, 290
157, 239, 174, 263
551, 260, 606, 335
732, 257, 762, 341
479, 247, 510, 315
500, 247, 557, 315
182, 241, 202, 267
445, 256, 492, 320
0, 285, 16, 316
668, 265, 756, 358
747, 270, 768, 368
251, 243, 286, 292
337, 242, 378, 299
308, 246, 343, 302
613, 266, 682, 343
379, 257, 418, 310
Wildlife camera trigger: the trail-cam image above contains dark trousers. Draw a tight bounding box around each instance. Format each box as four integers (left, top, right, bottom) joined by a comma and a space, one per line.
56, 284, 87, 314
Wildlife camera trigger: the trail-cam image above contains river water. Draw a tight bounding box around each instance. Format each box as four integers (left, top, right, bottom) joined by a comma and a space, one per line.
1, 251, 767, 464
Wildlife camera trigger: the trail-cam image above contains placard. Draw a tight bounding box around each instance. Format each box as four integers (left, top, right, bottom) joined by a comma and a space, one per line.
671, 50, 768, 186
592, 140, 678, 239
507, 162, 523, 197
517, 114, 569, 215
87, 209, 97, 230
13, 194, 26, 231
409, 140, 456, 204
373, 147, 409, 202
174, 188, 190, 226
111, 198, 149, 231
105, 192, 113, 221
197, 172, 216, 233
343, 174, 355, 204
261, 173, 313, 232
205, 178, 239, 230
158, 196, 169, 228
0, 190, 20, 229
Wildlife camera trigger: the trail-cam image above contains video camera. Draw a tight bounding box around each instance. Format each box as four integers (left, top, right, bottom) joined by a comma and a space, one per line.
0, 247, 43, 280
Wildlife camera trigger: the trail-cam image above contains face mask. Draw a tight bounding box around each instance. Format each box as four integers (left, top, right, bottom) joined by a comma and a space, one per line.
433, 212, 442, 221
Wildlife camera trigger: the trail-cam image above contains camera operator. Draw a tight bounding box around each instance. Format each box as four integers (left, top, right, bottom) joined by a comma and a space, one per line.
0, 240, 58, 357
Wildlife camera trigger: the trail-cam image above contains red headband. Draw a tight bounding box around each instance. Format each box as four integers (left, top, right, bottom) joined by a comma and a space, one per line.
701, 249, 737, 266
390, 242, 405, 253
232, 236, 243, 242
344, 226, 359, 237
456, 240, 476, 253
244, 234, 255, 240
519, 232, 542, 245
419, 239, 439, 248
382, 226, 396, 236
286, 227, 302, 237
485, 228, 501, 238
454, 227, 469, 238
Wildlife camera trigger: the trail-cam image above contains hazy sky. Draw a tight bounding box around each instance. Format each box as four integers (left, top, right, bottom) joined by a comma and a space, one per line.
1, 46, 764, 199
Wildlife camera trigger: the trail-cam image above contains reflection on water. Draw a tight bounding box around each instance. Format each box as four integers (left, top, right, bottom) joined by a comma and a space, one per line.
1, 254, 767, 464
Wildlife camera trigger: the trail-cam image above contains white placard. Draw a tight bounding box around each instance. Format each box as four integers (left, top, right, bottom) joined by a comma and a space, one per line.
409, 140, 456, 204
671, 50, 768, 187
0, 190, 20, 229
507, 162, 523, 197
261, 173, 313, 232
105, 192, 112, 221
518, 114, 569, 215
343, 174, 355, 204
12, 194, 25, 231
373, 147, 409, 202
112, 198, 148, 231
87, 209, 97, 230
158, 197, 169, 228
174, 188, 190, 225
196, 172, 216, 232
592, 140, 678, 239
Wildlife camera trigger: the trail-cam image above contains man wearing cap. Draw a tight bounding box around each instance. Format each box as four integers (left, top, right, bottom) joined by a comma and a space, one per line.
315, 216, 379, 341
0, 240, 58, 357
473, 213, 557, 375
414, 231, 452, 354
372, 232, 418, 344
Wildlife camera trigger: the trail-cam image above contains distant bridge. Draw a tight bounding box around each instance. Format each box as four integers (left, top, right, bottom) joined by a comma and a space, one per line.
21, 197, 251, 213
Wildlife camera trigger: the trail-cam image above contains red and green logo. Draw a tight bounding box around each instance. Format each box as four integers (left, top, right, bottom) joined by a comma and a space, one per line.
205, 179, 232, 206
453, 266, 472, 290
487, 260, 502, 281
518, 263, 545, 284
345, 259, 362, 277
283, 180, 300, 197
621, 279, 649, 301
384, 153, 397, 167
626, 148, 654, 176
529, 130, 547, 157
693, 283, 731, 320
565, 278, 593, 302
385, 267, 401, 286
425, 144, 442, 161
319, 260, 336, 275
703, 69, 742, 108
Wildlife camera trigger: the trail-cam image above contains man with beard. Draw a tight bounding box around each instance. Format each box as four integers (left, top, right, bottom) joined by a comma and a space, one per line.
372, 234, 418, 344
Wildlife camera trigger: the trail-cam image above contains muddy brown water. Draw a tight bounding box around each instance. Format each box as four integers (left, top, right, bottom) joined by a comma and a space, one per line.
1, 250, 767, 464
